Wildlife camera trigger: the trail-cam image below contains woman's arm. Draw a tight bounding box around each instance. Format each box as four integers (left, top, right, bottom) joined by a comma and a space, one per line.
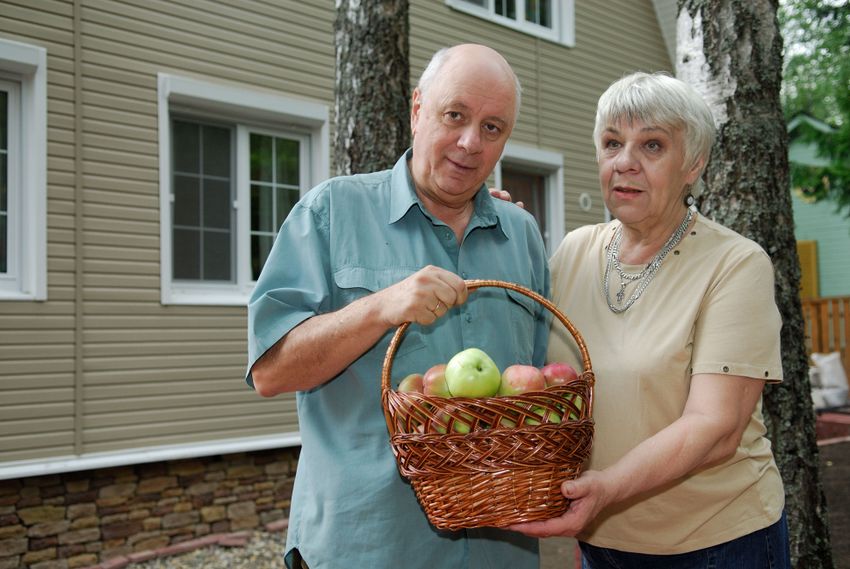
508, 372, 765, 537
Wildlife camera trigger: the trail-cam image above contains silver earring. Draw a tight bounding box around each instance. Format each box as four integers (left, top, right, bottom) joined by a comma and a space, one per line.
685, 193, 695, 207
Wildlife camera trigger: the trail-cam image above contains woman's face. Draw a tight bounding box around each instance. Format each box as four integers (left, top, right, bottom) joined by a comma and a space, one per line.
598, 118, 702, 233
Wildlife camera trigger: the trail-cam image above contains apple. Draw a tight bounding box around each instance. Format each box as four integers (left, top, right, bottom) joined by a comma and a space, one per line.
524, 405, 563, 426
398, 373, 424, 393
541, 361, 579, 388
423, 364, 451, 397
499, 364, 546, 396
565, 394, 585, 420
434, 411, 472, 434
444, 348, 502, 398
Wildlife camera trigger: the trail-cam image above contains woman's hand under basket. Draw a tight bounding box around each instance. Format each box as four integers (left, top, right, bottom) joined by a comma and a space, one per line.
507, 470, 611, 538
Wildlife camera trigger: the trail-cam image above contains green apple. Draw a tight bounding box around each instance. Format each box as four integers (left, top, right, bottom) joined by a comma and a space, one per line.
444, 348, 501, 398
524, 406, 562, 426
566, 395, 585, 420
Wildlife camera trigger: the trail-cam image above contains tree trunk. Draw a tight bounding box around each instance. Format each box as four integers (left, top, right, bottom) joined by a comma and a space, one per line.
677, 1, 834, 566
334, 0, 410, 176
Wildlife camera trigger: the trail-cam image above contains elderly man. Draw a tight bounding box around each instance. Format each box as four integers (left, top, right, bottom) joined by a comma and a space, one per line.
247, 44, 549, 569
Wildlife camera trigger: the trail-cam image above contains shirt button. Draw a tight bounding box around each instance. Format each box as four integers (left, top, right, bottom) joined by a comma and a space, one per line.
465, 314, 472, 323
461, 272, 468, 278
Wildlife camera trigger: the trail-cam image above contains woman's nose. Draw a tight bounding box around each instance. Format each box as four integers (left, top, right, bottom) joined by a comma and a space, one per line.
614, 144, 639, 172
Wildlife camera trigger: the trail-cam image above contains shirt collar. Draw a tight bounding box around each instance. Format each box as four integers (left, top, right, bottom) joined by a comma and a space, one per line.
388, 149, 506, 239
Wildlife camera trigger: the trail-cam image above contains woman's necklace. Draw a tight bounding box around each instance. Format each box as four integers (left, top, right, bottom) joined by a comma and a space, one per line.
603, 209, 695, 313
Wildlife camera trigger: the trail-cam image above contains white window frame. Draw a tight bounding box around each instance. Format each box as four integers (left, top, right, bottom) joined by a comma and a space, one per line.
158, 73, 329, 306
446, 0, 575, 47
495, 143, 565, 252
0, 39, 47, 301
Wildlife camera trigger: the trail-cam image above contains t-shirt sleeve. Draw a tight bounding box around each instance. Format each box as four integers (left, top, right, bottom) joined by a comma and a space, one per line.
245, 200, 331, 387
691, 247, 783, 382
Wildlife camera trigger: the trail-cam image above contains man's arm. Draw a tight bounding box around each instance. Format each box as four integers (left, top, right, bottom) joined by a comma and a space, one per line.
250, 265, 468, 397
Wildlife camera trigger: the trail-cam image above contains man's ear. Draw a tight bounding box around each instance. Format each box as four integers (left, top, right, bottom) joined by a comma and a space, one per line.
410, 88, 422, 136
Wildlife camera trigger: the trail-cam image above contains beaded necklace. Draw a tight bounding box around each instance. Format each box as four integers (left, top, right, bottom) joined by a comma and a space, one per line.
602, 209, 695, 313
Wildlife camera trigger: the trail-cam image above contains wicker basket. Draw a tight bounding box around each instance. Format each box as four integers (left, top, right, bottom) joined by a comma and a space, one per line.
381, 279, 595, 531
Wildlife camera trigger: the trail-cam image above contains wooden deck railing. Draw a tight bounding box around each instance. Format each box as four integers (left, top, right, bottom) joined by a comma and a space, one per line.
801, 296, 850, 375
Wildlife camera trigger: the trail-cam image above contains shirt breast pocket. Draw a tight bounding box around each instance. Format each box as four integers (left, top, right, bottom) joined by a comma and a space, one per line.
332, 266, 427, 361
504, 288, 541, 362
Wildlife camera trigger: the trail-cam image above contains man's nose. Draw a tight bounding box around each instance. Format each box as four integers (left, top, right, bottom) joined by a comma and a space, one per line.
457, 125, 482, 153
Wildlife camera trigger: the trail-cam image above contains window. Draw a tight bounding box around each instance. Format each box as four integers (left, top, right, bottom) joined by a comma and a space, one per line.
249, 133, 303, 280
495, 143, 564, 252
0, 39, 47, 301
446, 0, 574, 46
158, 74, 329, 305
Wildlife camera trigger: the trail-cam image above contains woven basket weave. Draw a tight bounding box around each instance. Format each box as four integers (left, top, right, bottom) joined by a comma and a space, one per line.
381, 279, 595, 530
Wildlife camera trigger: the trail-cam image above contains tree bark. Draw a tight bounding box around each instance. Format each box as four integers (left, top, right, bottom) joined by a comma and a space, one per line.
677, 1, 834, 566
334, 0, 410, 176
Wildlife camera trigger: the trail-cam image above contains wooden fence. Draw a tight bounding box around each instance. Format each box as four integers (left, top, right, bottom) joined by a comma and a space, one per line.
801, 296, 850, 376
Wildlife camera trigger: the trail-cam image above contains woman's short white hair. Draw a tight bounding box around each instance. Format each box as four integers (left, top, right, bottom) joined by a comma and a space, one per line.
416, 45, 522, 121
593, 72, 716, 193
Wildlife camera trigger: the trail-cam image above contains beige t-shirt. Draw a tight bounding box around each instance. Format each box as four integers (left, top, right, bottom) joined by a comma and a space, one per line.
548, 214, 784, 554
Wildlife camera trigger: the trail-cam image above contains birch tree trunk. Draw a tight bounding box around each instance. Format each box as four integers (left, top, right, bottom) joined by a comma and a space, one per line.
677, 1, 833, 566
334, 0, 410, 175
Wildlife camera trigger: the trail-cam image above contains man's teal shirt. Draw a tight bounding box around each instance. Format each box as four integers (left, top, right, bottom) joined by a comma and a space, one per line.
247, 150, 550, 569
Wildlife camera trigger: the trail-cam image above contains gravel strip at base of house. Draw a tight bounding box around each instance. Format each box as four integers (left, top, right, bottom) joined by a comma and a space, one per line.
125, 530, 287, 569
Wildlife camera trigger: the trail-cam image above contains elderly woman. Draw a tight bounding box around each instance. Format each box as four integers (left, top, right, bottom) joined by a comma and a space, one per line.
510, 72, 791, 568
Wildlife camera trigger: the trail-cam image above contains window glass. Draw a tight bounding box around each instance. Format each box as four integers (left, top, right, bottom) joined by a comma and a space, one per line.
250, 133, 300, 280
526, 0, 551, 28
172, 120, 199, 173
171, 119, 233, 282
496, 0, 516, 19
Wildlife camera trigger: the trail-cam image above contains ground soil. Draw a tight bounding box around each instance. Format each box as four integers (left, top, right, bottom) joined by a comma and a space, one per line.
539, 437, 850, 569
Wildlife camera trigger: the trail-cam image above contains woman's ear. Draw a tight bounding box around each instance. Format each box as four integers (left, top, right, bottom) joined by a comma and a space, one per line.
685, 157, 706, 186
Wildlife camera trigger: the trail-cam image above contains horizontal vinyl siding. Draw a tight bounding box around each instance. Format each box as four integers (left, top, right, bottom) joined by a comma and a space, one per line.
0, 0, 334, 466
413, 0, 671, 231
73, 0, 333, 455
0, 0, 78, 462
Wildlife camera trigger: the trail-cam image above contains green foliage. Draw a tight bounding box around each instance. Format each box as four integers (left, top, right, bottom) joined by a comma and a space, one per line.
781, 0, 850, 217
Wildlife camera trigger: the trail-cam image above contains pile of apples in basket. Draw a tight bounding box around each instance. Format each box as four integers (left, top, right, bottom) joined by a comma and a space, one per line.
396, 347, 585, 433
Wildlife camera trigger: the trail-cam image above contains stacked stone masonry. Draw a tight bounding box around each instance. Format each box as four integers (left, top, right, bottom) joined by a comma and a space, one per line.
0, 447, 298, 569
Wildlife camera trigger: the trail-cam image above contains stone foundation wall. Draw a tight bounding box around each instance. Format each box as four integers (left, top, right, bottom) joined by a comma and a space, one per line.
0, 447, 299, 569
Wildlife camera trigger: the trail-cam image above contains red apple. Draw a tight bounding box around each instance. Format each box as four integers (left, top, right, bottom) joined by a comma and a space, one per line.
499, 364, 546, 396
398, 373, 424, 393
423, 364, 451, 397
541, 361, 579, 388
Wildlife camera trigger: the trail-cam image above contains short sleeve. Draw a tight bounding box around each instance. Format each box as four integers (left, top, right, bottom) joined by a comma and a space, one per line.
245, 200, 331, 386
691, 248, 783, 382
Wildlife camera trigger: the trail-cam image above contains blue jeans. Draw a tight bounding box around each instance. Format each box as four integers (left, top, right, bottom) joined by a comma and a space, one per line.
580, 512, 790, 569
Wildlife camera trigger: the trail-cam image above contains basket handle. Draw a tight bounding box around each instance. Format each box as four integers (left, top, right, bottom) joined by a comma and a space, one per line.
381, 279, 592, 393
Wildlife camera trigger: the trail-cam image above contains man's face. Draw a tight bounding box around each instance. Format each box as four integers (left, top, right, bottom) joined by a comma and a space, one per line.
409, 59, 516, 207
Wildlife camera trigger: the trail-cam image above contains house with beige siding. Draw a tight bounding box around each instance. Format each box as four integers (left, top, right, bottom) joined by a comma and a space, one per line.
0, 0, 674, 565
